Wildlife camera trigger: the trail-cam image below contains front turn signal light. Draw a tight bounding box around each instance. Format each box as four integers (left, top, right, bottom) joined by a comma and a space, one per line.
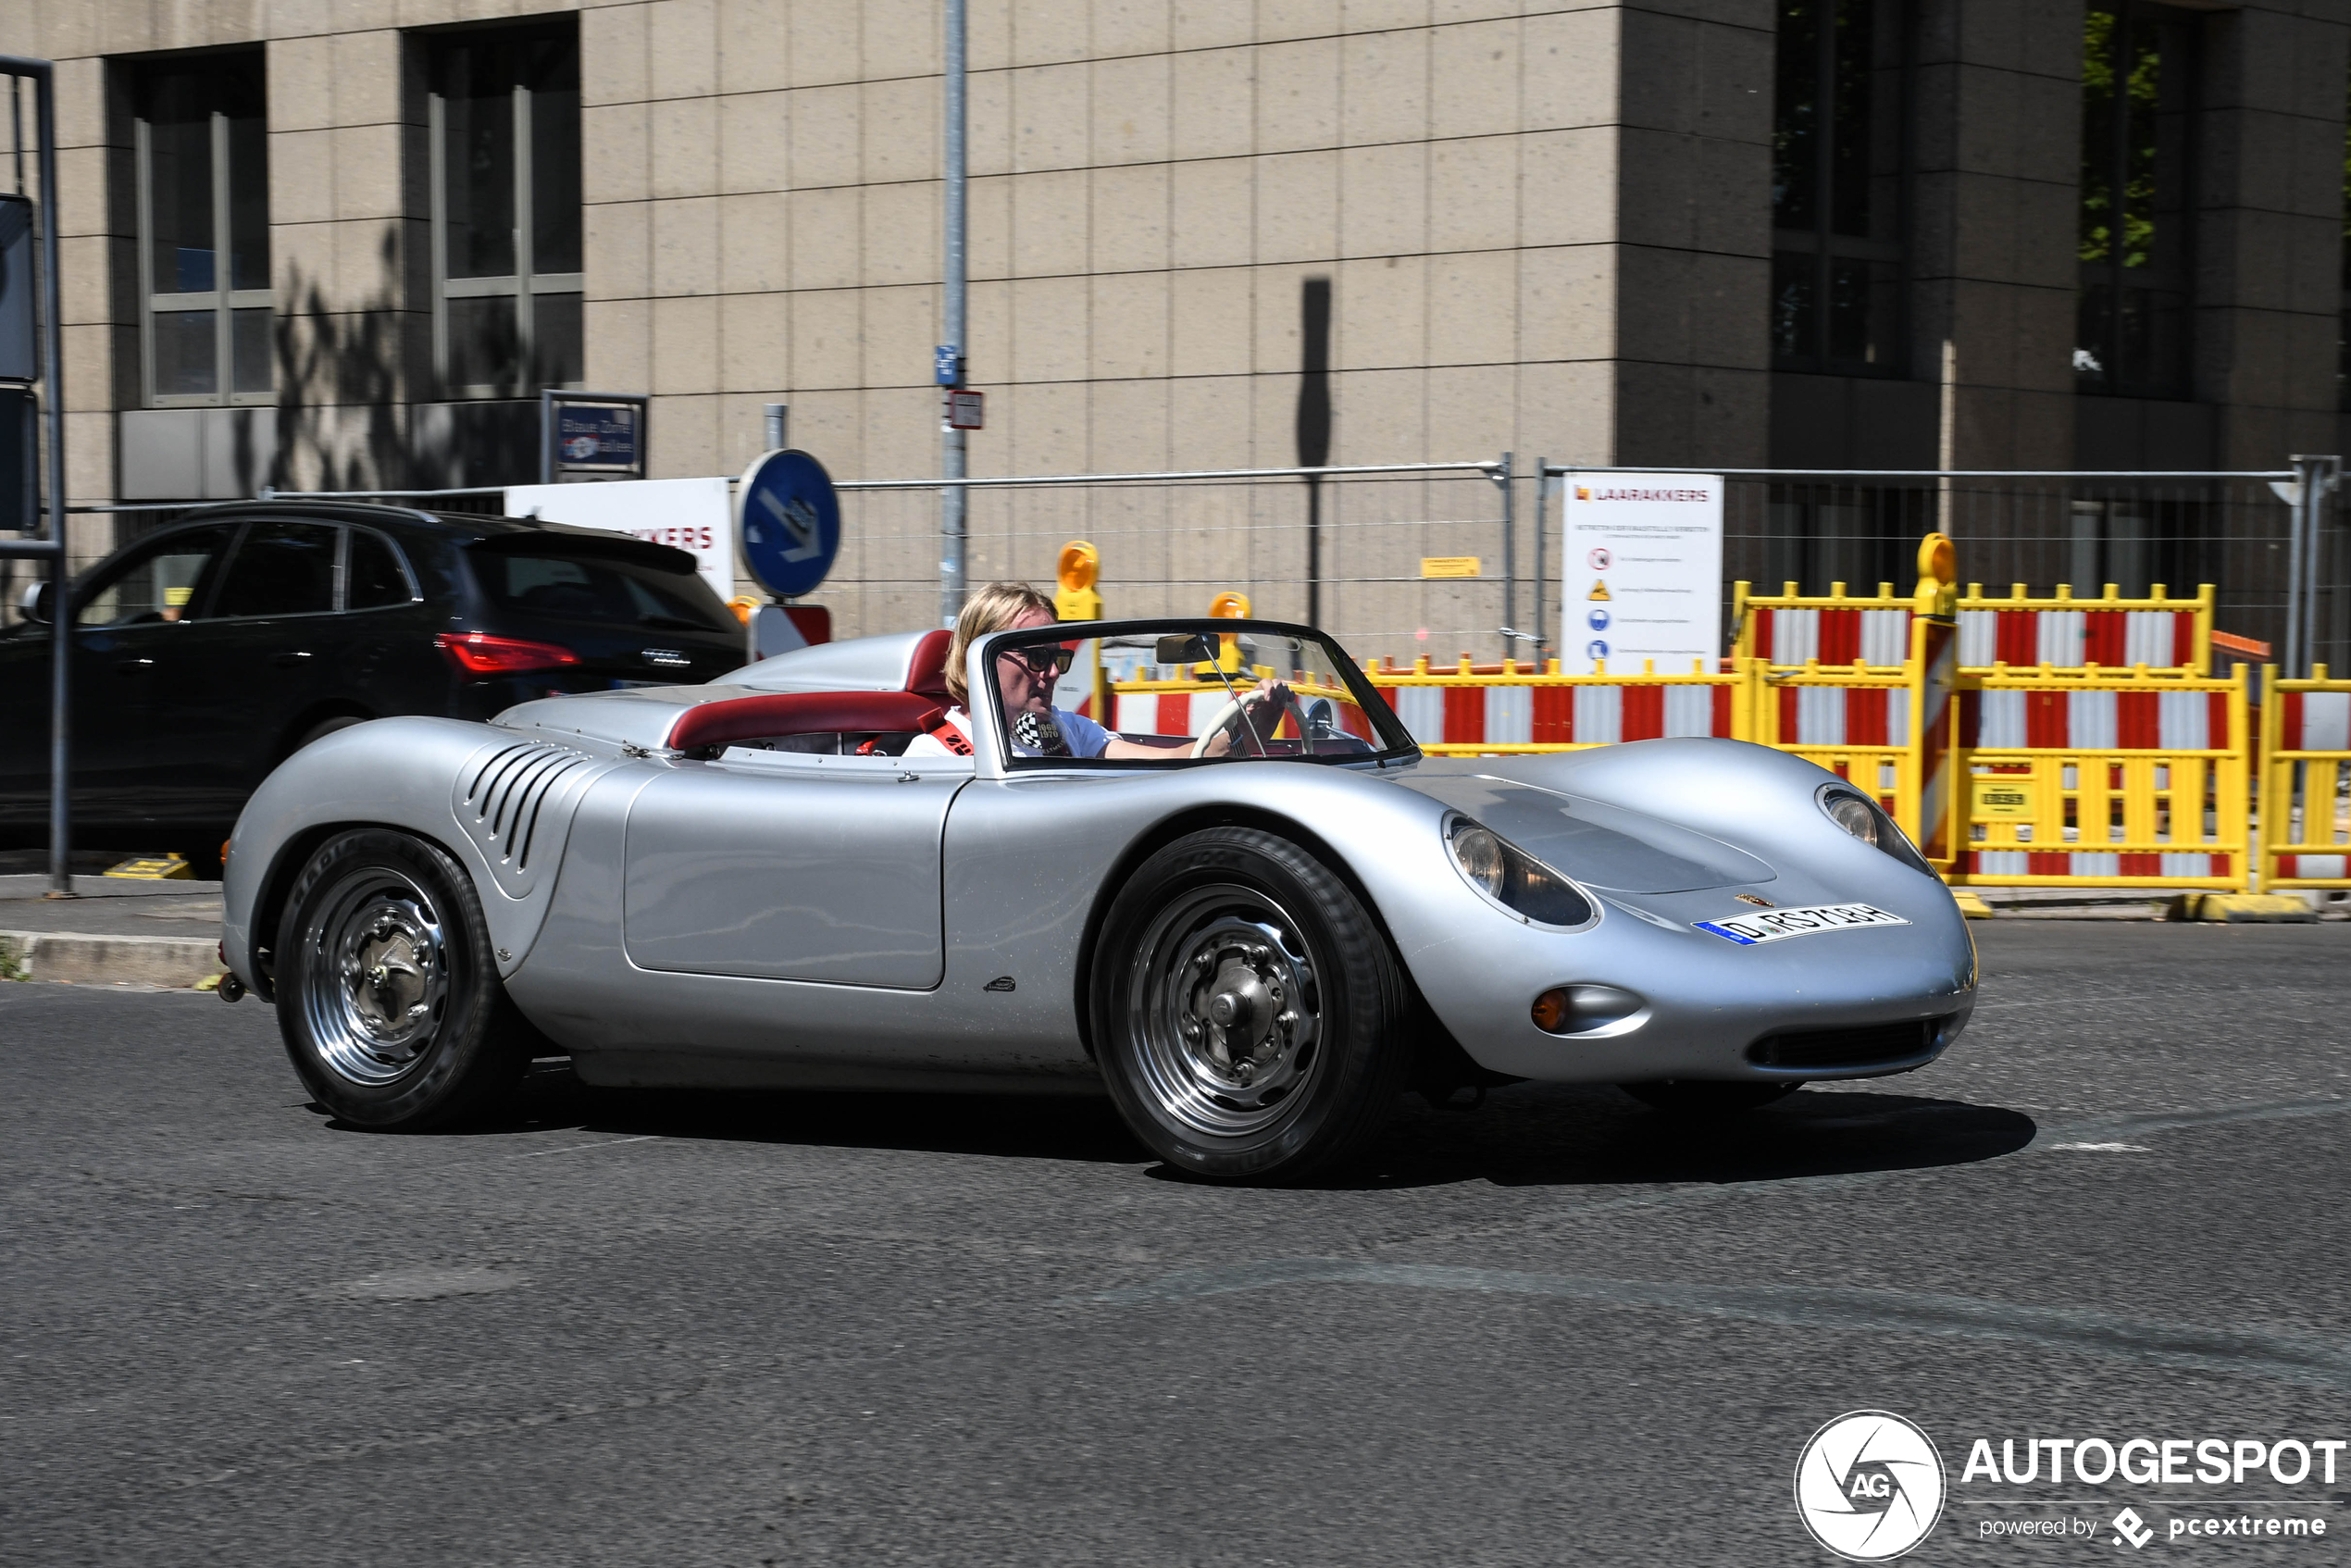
1532, 984, 1647, 1037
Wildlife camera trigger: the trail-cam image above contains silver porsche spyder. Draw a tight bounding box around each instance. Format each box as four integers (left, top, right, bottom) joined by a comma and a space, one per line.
219, 616, 1975, 1182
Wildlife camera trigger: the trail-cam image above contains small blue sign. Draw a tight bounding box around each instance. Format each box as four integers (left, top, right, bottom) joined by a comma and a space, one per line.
1586, 640, 1610, 662
553, 401, 641, 472
1586, 607, 1611, 631
935, 344, 961, 386
739, 449, 841, 599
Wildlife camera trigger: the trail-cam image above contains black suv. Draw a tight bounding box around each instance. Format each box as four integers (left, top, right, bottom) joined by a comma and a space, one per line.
0, 501, 748, 871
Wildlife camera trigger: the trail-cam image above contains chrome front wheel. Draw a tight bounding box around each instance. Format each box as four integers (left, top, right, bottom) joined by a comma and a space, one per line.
1128, 887, 1325, 1139
1093, 827, 1410, 1182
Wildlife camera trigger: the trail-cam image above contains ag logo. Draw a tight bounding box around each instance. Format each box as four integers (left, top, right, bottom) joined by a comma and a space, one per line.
1794, 1411, 1945, 1561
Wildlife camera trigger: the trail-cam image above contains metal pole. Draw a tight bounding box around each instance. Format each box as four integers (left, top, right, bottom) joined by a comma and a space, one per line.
2307, 455, 2338, 678
764, 402, 787, 452
1497, 451, 1513, 661
19, 59, 68, 896
1533, 455, 1549, 666
2286, 454, 2321, 679
938, 0, 966, 628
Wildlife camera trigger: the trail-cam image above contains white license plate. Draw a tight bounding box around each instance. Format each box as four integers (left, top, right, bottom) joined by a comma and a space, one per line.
1694, 902, 1910, 946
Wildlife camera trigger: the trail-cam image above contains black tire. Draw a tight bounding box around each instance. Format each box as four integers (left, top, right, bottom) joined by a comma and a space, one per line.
1620, 1080, 1801, 1116
1091, 827, 1410, 1182
274, 828, 529, 1130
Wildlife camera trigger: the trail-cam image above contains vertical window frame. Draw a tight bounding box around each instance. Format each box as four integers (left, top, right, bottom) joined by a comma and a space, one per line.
1771, 0, 1914, 378
2074, 0, 2198, 401
427, 28, 584, 401
133, 53, 273, 409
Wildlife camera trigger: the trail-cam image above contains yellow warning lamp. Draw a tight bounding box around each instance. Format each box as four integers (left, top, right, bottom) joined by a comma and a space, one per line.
726, 594, 759, 627
1054, 541, 1101, 621
1208, 591, 1250, 671
1914, 532, 1958, 618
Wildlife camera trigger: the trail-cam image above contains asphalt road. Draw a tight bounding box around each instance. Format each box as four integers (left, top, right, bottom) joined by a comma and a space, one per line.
5, 922, 2349, 1566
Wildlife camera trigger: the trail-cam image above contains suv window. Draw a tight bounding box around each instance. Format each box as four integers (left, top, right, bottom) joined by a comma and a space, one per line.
74, 524, 238, 628
347, 528, 417, 609
211, 519, 338, 618
474, 549, 733, 633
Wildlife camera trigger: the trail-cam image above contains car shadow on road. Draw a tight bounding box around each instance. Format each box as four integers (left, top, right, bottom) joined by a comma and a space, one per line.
1326, 1083, 2038, 1191
342, 1064, 2035, 1187
387, 1062, 1157, 1165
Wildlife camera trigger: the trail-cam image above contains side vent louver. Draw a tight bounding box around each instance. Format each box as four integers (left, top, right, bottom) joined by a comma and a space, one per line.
466, 742, 590, 870
452, 740, 608, 901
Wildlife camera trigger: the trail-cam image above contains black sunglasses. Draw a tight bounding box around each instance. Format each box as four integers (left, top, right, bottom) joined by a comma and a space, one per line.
1001, 645, 1075, 678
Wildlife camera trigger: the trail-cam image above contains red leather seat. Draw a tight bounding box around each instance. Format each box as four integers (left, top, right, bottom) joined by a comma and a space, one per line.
904, 628, 952, 702
666, 691, 945, 753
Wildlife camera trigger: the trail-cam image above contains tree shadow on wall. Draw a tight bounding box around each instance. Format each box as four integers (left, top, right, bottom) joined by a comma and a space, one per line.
270, 230, 411, 493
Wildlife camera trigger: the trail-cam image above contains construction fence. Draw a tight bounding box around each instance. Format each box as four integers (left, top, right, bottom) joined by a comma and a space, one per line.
786, 460, 2349, 679
1102, 561, 2345, 896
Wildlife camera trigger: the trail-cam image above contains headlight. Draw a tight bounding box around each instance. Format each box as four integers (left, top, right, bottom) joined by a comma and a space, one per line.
1823, 790, 1880, 846
1818, 785, 1931, 874
1445, 816, 1593, 927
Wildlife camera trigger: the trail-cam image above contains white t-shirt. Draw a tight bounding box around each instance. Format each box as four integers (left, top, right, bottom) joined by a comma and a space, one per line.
903, 704, 1113, 759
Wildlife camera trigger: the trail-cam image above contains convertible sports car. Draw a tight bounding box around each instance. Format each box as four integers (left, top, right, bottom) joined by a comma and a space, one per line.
219, 616, 1976, 1181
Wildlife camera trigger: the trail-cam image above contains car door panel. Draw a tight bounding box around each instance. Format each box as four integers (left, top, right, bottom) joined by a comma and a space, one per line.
622, 756, 960, 988
160, 517, 342, 817
39, 523, 239, 831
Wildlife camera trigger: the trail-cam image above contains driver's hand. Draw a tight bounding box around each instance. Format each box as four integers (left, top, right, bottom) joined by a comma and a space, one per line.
1201, 679, 1293, 757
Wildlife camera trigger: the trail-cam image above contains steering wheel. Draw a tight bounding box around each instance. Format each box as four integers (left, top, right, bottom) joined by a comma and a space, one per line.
1189, 686, 1290, 758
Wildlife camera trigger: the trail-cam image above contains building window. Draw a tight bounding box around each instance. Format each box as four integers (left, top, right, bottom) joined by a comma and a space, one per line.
429, 26, 583, 399
2075, 2, 2196, 400
1771, 0, 1909, 376
134, 53, 271, 406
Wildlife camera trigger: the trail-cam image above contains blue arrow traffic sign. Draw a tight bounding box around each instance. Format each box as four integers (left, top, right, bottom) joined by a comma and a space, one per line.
738, 448, 842, 599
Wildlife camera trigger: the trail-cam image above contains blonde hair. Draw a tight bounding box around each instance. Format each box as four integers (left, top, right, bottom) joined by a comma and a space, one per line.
944, 581, 1055, 704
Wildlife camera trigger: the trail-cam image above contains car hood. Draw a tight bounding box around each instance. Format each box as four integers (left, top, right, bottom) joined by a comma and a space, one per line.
1395, 772, 1776, 892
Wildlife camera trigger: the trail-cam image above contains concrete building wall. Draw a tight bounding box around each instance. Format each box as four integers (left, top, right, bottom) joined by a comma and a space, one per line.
3, 2, 2350, 638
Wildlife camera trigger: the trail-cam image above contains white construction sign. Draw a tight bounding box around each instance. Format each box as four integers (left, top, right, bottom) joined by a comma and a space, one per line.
1560, 473, 1723, 675
504, 477, 737, 605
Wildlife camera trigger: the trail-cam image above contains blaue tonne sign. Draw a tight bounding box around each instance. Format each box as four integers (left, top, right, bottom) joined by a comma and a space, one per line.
737, 448, 842, 600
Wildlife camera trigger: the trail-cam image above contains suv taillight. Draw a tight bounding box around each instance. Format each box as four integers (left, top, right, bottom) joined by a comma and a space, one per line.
435, 632, 581, 675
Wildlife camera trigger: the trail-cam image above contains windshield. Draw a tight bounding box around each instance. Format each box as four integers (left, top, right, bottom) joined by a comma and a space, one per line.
982, 619, 1416, 767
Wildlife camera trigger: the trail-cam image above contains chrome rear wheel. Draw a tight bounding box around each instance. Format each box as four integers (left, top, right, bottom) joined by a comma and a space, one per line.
300, 866, 449, 1086
275, 829, 530, 1129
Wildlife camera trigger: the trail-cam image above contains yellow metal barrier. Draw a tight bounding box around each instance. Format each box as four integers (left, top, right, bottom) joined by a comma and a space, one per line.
1733, 579, 2214, 673
1946, 664, 2251, 889
2258, 666, 2351, 888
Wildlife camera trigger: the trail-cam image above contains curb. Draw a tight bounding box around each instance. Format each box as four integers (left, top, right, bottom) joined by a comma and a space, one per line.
0, 930, 225, 989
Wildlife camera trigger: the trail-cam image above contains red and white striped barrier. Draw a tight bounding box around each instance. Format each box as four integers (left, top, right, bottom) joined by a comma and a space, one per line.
1736, 582, 2214, 673
1747, 604, 2201, 669
2280, 689, 2351, 753
2268, 686, 2351, 882
1960, 687, 2229, 751
1373, 679, 1735, 749
1773, 684, 1909, 747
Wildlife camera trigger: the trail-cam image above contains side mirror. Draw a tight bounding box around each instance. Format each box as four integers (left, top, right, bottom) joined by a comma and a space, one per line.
1303, 697, 1336, 736
17, 579, 50, 626
1155, 633, 1212, 666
